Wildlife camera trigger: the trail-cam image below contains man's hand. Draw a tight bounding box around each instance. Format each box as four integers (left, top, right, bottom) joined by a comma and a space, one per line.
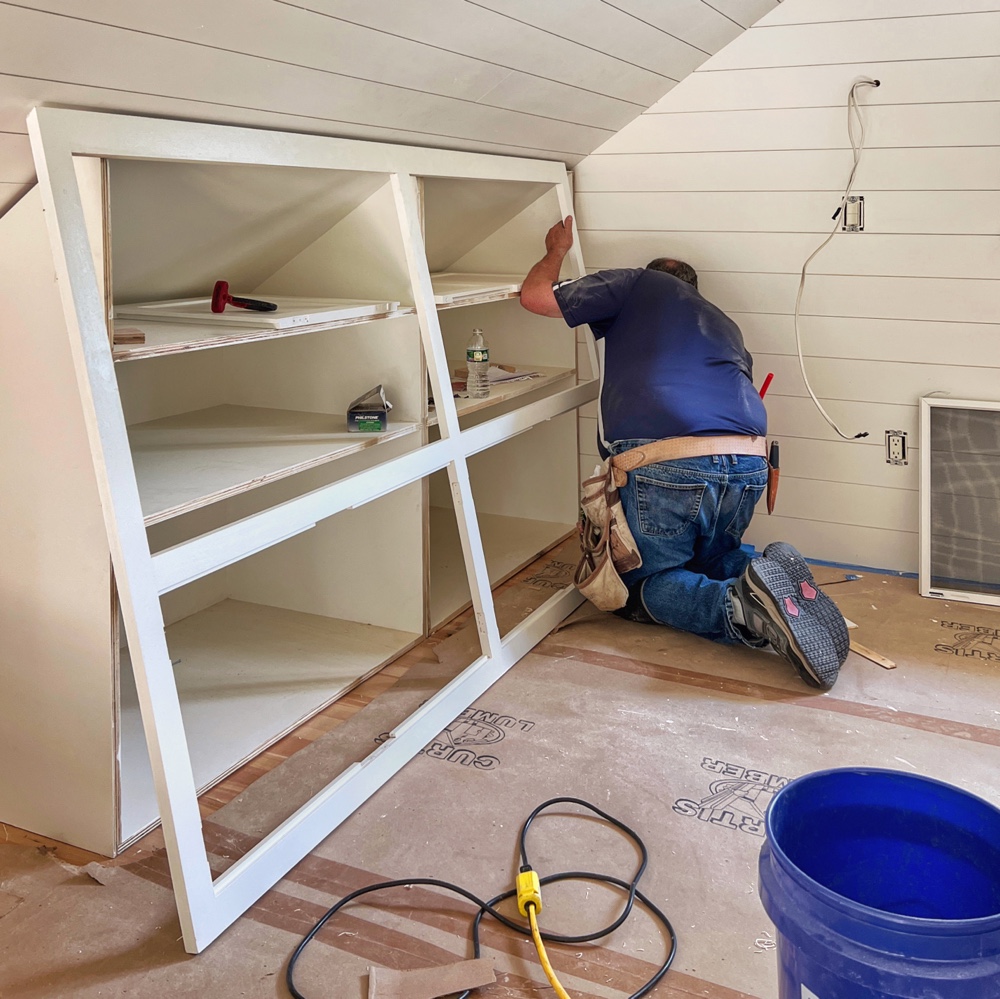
520, 215, 575, 318
545, 216, 574, 257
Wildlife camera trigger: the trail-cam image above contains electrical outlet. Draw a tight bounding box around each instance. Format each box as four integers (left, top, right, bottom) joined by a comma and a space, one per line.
885, 430, 907, 465
842, 195, 864, 231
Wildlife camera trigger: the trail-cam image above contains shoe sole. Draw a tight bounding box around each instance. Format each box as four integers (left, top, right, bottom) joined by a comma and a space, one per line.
745, 559, 841, 690
762, 543, 849, 664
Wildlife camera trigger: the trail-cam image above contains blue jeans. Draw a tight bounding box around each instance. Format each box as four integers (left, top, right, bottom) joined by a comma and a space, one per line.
611, 441, 768, 644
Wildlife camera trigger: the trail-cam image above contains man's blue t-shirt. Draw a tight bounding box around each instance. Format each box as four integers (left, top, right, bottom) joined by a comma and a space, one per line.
553, 268, 767, 457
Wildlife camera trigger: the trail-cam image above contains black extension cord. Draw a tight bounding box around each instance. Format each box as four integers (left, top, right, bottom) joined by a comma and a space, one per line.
285, 797, 677, 999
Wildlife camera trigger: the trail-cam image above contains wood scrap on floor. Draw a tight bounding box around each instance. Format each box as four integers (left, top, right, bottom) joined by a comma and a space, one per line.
850, 641, 897, 670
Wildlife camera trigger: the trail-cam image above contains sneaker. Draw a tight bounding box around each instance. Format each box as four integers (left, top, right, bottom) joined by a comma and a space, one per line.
733, 558, 842, 690
763, 542, 850, 663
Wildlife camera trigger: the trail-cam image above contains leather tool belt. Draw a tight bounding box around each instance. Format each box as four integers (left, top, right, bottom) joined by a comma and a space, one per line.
610, 434, 768, 487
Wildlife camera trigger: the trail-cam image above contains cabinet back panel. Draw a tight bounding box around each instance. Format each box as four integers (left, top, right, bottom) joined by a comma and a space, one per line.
423, 177, 552, 273
448, 186, 566, 277
118, 316, 422, 426
255, 181, 413, 305
225, 485, 424, 632
439, 299, 576, 371
468, 412, 578, 524
108, 159, 386, 302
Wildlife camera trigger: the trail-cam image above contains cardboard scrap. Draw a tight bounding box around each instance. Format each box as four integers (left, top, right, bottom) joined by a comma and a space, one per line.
368, 957, 495, 999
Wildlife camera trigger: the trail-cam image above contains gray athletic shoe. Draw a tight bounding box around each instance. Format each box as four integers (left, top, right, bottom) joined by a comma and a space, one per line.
762, 542, 850, 664
733, 558, 843, 690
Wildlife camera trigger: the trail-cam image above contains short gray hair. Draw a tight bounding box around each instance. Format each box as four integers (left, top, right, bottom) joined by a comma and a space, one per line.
645, 258, 698, 289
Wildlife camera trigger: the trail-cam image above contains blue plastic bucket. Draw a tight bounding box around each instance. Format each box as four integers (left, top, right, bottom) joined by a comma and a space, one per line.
758, 768, 1000, 998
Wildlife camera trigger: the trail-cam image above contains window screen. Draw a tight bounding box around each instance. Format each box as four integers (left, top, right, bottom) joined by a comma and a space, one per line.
928, 405, 1000, 597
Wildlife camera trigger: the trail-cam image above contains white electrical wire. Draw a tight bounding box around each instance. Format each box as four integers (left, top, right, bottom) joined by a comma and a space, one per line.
792, 77, 880, 440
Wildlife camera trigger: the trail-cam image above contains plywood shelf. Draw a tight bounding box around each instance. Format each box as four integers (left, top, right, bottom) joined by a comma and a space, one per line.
129, 404, 420, 524
429, 507, 576, 628
112, 309, 414, 361
428, 364, 575, 426
430, 272, 522, 308
119, 598, 420, 836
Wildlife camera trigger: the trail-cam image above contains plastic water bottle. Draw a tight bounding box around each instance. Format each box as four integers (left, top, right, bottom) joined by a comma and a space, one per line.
466, 328, 490, 399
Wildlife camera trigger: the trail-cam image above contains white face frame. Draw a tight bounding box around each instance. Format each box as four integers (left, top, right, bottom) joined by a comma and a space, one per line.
27, 106, 594, 952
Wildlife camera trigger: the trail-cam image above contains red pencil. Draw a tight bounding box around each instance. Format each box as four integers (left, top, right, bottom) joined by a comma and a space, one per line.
759, 372, 774, 398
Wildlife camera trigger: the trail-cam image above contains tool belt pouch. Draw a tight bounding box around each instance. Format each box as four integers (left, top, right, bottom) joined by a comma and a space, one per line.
574, 461, 643, 611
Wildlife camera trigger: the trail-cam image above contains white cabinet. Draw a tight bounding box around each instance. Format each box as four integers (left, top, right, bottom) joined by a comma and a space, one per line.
0, 109, 597, 951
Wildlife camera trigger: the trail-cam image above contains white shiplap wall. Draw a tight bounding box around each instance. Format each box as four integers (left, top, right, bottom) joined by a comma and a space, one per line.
0, 0, 778, 217
574, 0, 1000, 573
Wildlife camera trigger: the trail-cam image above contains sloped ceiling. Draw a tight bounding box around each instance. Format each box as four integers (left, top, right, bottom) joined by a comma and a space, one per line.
0, 0, 779, 215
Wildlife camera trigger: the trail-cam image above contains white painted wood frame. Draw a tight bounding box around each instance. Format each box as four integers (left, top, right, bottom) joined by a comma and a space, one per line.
25, 107, 596, 952
919, 396, 1000, 609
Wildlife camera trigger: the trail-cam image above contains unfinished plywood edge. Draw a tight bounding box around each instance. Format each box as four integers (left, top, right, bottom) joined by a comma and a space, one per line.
435, 290, 521, 311
112, 309, 414, 361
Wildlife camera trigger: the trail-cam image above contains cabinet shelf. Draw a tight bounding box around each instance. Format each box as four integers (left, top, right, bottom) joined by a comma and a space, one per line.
112, 309, 413, 362
428, 364, 575, 426
430, 272, 522, 310
129, 404, 420, 525
119, 598, 421, 836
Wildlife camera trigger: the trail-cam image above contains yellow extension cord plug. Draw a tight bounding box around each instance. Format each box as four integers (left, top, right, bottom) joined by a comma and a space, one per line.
517, 866, 572, 999
516, 865, 542, 917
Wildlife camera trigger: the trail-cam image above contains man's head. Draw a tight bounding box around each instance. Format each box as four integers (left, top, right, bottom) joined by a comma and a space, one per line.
646, 258, 698, 290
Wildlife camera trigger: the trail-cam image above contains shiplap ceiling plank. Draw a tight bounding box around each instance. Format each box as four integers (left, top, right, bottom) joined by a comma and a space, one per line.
0, 6, 610, 157
21, 0, 639, 132
578, 191, 1000, 235
705, 11, 1000, 69
278, 0, 672, 105
574, 147, 1000, 193
763, 0, 1000, 25
651, 57, 1000, 112
582, 231, 1000, 281
0, 0, 785, 214
596, 103, 1000, 153
596, 0, 747, 53
0, 74, 577, 166
466, 0, 725, 75
702, 0, 780, 29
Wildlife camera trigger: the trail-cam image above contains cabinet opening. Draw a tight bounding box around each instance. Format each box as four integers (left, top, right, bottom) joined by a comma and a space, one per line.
428, 414, 579, 632
117, 316, 423, 526
107, 159, 411, 357
118, 485, 423, 842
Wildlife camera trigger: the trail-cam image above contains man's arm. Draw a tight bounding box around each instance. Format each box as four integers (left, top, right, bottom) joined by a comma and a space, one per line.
519, 216, 574, 318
